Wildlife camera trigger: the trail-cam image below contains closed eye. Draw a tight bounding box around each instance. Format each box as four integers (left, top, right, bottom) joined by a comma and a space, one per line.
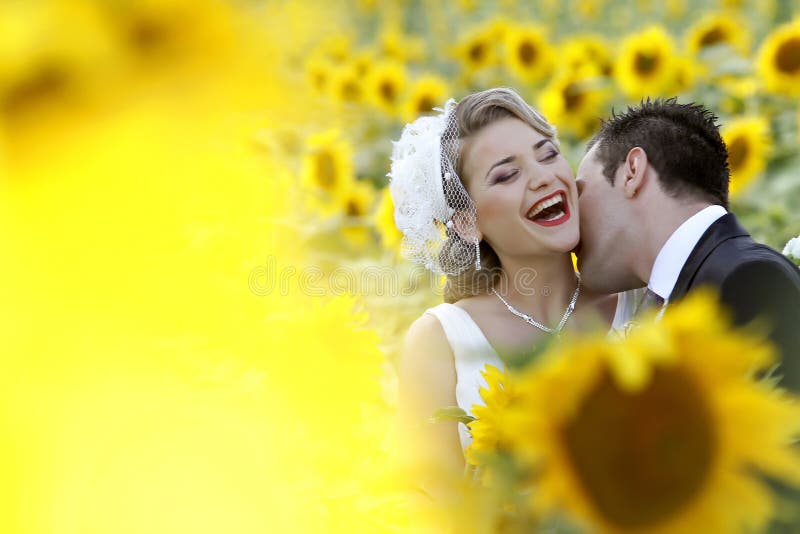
541, 149, 559, 162
492, 170, 518, 184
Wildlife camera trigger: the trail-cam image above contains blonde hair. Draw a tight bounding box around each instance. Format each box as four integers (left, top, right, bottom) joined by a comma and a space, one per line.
442, 87, 559, 303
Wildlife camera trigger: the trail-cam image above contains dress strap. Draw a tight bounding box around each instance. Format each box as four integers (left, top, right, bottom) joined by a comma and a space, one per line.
424, 303, 500, 363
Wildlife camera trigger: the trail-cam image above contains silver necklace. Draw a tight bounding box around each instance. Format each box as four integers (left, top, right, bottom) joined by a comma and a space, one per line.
491, 273, 581, 335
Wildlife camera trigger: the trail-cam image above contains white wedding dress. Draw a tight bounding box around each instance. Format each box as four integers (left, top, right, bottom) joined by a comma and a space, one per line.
424, 289, 642, 451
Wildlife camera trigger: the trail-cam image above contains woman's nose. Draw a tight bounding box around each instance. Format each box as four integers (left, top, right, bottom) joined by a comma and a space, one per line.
526, 166, 556, 191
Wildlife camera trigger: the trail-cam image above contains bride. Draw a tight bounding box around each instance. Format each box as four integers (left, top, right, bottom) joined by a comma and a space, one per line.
389, 87, 638, 490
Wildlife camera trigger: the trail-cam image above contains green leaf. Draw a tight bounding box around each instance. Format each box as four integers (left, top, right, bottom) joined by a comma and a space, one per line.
429, 406, 476, 425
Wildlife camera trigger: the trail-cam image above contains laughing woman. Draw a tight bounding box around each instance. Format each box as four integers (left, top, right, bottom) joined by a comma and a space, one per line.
389, 87, 636, 495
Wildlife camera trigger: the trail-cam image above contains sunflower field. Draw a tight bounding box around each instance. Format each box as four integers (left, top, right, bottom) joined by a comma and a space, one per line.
1, 1, 799, 533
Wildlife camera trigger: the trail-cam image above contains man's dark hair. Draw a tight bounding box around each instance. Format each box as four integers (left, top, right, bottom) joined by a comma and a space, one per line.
587, 98, 730, 209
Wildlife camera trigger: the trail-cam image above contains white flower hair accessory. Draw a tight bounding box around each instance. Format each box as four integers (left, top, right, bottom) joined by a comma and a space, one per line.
783, 235, 800, 265
388, 99, 481, 275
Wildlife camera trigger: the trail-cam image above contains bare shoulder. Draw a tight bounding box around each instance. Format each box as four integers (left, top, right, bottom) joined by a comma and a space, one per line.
402, 313, 452, 361
398, 313, 456, 390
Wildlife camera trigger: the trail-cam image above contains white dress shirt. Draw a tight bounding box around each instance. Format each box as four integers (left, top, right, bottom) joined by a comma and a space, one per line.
648, 205, 728, 303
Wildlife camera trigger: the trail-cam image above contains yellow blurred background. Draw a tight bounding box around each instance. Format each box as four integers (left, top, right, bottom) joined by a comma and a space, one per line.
1, 0, 798, 532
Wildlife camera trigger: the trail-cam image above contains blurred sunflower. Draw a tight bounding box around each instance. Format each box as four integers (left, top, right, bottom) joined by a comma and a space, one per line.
539, 73, 608, 139
378, 25, 425, 64
670, 56, 697, 94
470, 291, 800, 533
374, 186, 403, 253
615, 26, 678, 99
465, 364, 516, 467
687, 12, 750, 56
454, 25, 498, 75
560, 35, 613, 77
339, 181, 376, 247
305, 54, 335, 94
577, 0, 605, 19
722, 116, 771, 197
365, 60, 407, 118
0, 1, 116, 120
108, 0, 239, 69
350, 49, 376, 78
757, 19, 800, 96
504, 24, 554, 83
329, 63, 363, 106
314, 34, 352, 64
301, 129, 355, 214
402, 74, 449, 123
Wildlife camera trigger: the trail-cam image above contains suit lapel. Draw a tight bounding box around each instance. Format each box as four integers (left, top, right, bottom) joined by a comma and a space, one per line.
669, 213, 750, 302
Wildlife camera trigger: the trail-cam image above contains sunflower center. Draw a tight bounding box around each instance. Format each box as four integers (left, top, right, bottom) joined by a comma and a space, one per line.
518, 41, 538, 66
3, 64, 69, 115
379, 80, 396, 103
699, 27, 726, 48
634, 52, 660, 76
341, 79, 361, 101
415, 95, 435, 114
563, 83, 585, 112
469, 41, 487, 64
561, 367, 715, 529
345, 199, 362, 216
312, 71, 327, 91
775, 37, 800, 75
313, 151, 337, 189
727, 135, 749, 172
129, 17, 172, 55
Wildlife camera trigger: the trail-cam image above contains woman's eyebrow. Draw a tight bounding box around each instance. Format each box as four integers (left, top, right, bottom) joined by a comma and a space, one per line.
534, 139, 551, 149
485, 155, 515, 180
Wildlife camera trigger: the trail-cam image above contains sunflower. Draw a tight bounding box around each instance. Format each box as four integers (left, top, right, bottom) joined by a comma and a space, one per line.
504, 24, 554, 83
687, 12, 750, 56
328, 63, 363, 106
454, 25, 498, 75
560, 35, 614, 77
365, 60, 407, 118
378, 25, 425, 63
539, 72, 608, 139
373, 186, 404, 253
614, 26, 678, 99
722, 116, 771, 197
109, 0, 238, 67
338, 181, 376, 247
468, 291, 800, 533
402, 74, 448, 122
577, 0, 605, 19
301, 129, 355, 214
305, 54, 334, 94
757, 19, 800, 96
314, 34, 352, 64
465, 365, 517, 467
349, 49, 376, 78
670, 56, 697, 94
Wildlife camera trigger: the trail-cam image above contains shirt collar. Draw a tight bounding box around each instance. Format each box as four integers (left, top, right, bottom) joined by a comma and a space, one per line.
648, 205, 727, 301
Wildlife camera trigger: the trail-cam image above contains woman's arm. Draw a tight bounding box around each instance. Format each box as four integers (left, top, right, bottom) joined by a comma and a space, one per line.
395, 313, 465, 495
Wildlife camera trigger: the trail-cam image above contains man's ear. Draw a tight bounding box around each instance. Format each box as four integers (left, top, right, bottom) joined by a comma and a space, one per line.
622, 147, 648, 199
451, 211, 482, 242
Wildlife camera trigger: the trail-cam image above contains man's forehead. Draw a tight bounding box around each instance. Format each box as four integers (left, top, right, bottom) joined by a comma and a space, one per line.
578, 145, 601, 171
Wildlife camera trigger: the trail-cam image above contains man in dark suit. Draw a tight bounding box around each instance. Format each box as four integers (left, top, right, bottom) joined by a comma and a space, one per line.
574, 98, 800, 392
575, 99, 800, 531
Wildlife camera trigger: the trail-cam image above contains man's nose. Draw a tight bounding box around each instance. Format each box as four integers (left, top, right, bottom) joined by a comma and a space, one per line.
576, 179, 585, 197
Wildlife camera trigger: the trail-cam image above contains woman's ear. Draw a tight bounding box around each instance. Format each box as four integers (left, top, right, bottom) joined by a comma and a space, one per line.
450, 211, 482, 242
623, 147, 648, 199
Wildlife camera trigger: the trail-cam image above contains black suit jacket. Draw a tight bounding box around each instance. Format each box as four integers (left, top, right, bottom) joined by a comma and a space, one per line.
670, 212, 800, 392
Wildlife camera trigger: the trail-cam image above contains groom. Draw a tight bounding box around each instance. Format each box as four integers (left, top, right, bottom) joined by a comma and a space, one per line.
575, 98, 800, 392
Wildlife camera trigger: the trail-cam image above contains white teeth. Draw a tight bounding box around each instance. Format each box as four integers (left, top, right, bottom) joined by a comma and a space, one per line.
527, 193, 566, 220
541, 209, 565, 221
